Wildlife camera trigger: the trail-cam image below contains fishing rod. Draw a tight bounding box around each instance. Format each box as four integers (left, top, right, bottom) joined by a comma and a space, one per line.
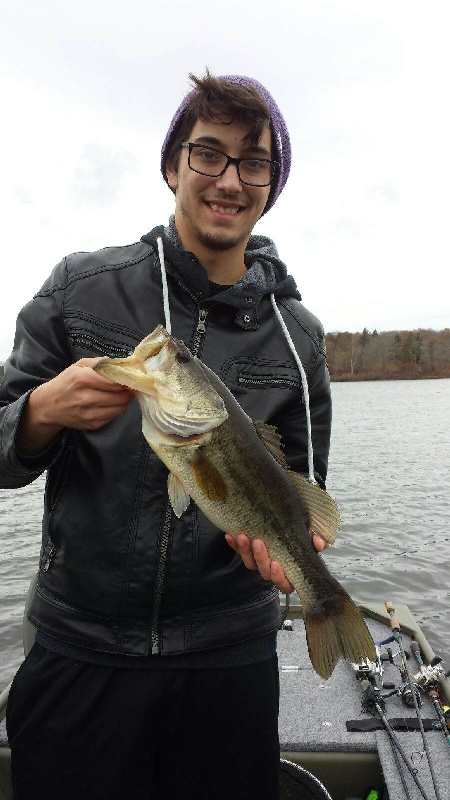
351, 650, 430, 799
378, 644, 423, 709
359, 678, 432, 800
410, 639, 450, 751
385, 601, 443, 800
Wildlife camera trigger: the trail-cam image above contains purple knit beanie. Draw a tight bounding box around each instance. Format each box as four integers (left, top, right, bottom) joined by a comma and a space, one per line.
160, 75, 291, 215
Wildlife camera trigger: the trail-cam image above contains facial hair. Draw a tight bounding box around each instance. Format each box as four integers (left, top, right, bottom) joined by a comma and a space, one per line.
179, 199, 253, 252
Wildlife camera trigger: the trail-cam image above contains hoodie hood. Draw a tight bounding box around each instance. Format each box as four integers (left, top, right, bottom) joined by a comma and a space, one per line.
141, 218, 301, 310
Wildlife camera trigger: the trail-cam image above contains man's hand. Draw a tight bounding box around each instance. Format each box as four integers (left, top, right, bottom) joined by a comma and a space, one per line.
17, 358, 135, 456
224, 532, 329, 594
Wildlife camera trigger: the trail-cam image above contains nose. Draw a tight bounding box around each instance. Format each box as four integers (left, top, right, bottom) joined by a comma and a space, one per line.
214, 162, 243, 193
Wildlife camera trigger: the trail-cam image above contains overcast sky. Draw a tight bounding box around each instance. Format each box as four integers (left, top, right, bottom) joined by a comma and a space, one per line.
1, 0, 449, 361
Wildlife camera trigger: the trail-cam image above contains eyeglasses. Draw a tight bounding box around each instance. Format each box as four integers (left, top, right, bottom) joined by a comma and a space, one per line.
180, 142, 278, 187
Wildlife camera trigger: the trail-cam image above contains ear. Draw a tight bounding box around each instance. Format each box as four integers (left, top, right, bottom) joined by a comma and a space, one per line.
165, 160, 178, 192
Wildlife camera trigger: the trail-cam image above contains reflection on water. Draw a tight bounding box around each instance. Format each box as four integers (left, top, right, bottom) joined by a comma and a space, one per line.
1, 379, 449, 686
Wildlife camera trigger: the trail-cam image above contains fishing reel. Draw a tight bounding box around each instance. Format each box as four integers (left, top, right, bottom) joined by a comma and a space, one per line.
376, 677, 423, 707
360, 679, 385, 714
351, 648, 384, 686
413, 656, 450, 690
374, 645, 423, 706
398, 682, 422, 708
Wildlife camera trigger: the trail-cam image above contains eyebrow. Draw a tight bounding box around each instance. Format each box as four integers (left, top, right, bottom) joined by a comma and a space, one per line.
192, 136, 271, 157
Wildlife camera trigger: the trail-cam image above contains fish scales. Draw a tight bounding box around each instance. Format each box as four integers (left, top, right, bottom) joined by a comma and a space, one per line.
96, 325, 376, 678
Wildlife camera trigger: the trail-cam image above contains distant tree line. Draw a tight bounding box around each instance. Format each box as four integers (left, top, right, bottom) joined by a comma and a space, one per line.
1, 328, 450, 383
326, 328, 450, 380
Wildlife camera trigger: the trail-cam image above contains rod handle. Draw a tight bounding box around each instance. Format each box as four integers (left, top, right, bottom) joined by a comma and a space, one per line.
410, 640, 424, 666
385, 601, 400, 631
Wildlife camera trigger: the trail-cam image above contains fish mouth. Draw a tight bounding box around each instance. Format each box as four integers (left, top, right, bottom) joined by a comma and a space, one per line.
96, 325, 228, 446
95, 326, 171, 387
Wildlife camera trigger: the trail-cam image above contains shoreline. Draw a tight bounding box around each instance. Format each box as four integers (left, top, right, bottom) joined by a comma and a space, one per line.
330, 372, 450, 382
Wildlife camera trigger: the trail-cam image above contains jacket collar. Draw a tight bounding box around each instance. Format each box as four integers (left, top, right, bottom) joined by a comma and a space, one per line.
141, 218, 301, 310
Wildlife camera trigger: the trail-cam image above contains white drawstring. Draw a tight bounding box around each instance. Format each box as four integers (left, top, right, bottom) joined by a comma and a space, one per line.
155, 238, 315, 485
270, 294, 317, 486
157, 236, 171, 334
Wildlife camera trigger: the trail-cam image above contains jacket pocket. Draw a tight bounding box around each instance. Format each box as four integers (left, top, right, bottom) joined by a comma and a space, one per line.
68, 329, 133, 358
40, 443, 73, 571
221, 358, 302, 393
39, 536, 57, 573
46, 443, 73, 515
237, 371, 301, 391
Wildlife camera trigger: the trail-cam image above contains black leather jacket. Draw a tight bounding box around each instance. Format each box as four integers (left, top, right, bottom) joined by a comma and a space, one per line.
0, 226, 332, 657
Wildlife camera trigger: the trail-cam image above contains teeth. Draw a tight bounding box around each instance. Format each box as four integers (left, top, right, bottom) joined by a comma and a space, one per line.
209, 204, 240, 215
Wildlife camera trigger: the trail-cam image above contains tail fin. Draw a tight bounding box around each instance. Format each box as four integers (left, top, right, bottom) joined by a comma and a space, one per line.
303, 589, 376, 679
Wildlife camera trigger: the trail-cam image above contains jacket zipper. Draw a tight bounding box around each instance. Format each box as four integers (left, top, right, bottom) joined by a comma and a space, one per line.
69, 332, 132, 358
150, 504, 173, 653
238, 375, 300, 389
43, 545, 57, 572
190, 308, 208, 356
150, 306, 209, 654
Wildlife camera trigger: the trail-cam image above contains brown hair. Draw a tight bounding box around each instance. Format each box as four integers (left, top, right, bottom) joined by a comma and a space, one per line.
165, 69, 271, 171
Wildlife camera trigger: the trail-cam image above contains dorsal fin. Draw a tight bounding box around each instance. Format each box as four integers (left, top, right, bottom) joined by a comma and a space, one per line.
288, 472, 341, 545
253, 421, 288, 468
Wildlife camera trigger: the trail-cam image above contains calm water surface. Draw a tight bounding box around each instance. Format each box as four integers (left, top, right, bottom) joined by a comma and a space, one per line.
1, 379, 449, 687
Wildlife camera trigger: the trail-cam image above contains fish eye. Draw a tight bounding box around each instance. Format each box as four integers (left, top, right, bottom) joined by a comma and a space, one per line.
176, 349, 192, 363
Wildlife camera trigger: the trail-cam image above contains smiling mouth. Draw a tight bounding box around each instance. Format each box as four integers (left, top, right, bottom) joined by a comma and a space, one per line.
205, 202, 244, 216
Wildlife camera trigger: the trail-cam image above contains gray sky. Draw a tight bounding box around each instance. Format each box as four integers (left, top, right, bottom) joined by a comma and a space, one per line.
1, 0, 449, 360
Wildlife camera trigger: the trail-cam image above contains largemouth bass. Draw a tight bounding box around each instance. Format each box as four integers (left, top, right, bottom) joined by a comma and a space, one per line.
96, 325, 375, 678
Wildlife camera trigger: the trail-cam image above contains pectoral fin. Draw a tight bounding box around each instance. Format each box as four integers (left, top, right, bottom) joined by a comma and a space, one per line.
288, 472, 341, 545
168, 472, 191, 518
192, 451, 228, 503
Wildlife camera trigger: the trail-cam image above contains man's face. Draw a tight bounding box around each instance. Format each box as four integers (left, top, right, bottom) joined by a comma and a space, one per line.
166, 119, 272, 255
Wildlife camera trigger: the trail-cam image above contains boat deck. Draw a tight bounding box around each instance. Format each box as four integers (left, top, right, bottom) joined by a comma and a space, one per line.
1, 604, 449, 799
278, 606, 450, 800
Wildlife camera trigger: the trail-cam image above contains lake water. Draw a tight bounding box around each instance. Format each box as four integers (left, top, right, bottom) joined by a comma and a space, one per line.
1, 379, 449, 689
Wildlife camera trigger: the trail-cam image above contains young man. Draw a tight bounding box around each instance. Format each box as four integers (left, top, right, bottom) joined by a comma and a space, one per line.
1, 72, 331, 799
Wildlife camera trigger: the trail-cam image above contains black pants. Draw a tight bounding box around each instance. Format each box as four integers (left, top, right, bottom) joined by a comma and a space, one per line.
7, 643, 280, 800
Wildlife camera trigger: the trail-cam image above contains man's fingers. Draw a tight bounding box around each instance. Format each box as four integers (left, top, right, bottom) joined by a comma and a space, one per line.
236, 534, 259, 570
311, 532, 329, 552
253, 540, 294, 592
226, 530, 328, 591
31, 360, 136, 432
224, 533, 238, 552
252, 538, 272, 581
74, 359, 134, 393
225, 533, 294, 593
270, 561, 294, 594
225, 533, 258, 570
